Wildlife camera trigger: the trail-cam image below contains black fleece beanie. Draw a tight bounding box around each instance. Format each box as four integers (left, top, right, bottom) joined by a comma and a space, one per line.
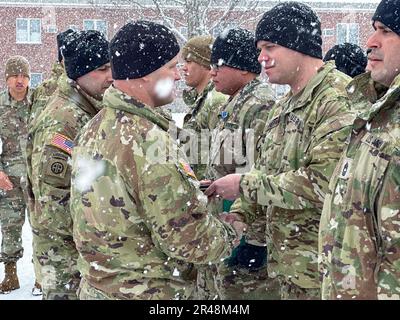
110, 21, 180, 80
62, 30, 110, 80
323, 43, 367, 78
211, 28, 261, 74
372, 0, 400, 36
57, 29, 76, 62
255, 1, 322, 59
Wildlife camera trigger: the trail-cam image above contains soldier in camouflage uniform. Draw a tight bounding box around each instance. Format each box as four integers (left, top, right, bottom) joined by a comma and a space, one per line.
0, 56, 32, 294
29, 29, 76, 128
27, 30, 112, 299
195, 28, 276, 300
70, 21, 242, 300
180, 35, 228, 180
206, 2, 355, 299
319, 0, 400, 300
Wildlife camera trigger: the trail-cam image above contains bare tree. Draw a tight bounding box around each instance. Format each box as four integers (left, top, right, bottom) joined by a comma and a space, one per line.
106, 0, 261, 42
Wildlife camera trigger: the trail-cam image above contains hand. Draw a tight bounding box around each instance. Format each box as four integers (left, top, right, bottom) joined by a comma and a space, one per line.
0, 171, 14, 191
199, 179, 213, 191
218, 213, 247, 247
204, 174, 241, 201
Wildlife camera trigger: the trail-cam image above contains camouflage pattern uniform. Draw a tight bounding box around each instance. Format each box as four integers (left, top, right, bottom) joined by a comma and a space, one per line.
236, 61, 355, 299
29, 62, 64, 128
26, 74, 102, 299
181, 81, 227, 180
70, 86, 237, 300
198, 78, 276, 300
0, 89, 32, 264
319, 72, 400, 300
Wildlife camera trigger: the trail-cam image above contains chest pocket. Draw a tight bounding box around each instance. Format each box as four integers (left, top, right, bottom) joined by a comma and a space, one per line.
339, 133, 390, 212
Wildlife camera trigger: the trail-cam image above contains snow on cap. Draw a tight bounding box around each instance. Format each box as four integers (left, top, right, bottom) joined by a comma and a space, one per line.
255, 1, 322, 59
62, 30, 110, 80
110, 21, 180, 80
5, 55, 30, 80
372, 0, 400, 36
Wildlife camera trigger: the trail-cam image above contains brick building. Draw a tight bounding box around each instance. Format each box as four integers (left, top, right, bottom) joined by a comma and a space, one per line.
0, 0, 379, 89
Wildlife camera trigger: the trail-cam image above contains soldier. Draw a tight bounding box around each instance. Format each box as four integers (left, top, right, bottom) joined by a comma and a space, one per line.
69, 21, 243, 300
319, 0, 400, 300
0, 56, 32, 294
29, 29, 77, 127
27, 30, 112, 299
198, 28, 276, 300
206, 2, 355, 299
180, 35, 228, 180
323, 43, 367, 78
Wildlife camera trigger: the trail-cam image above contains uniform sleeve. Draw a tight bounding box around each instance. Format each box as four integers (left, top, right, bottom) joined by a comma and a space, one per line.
135, 134, 236, 265
241, 99, 354, 210
377, 159, 400, 296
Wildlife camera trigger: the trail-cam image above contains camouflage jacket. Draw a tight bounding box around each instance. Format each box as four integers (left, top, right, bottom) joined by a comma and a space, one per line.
205, 78, 275, 181
27, 74, 102, 236
0, 88, 32, 176
181, 81, 228, 180
236, 61, 355, 289
29, 62, 64, 128
70, 86, 236, 300
183, 81, 228, 131
319, 72, 400, 300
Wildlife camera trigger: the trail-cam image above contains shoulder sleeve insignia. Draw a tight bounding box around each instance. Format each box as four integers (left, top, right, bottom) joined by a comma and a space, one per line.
50, 133, 74, 155
178, 159, 197, 180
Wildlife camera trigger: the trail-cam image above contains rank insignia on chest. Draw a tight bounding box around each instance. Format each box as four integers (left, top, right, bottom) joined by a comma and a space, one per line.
220, 111, 228, 120
50, 133, 74, 155
339, 158, 353, 180
178, 160, 197, 180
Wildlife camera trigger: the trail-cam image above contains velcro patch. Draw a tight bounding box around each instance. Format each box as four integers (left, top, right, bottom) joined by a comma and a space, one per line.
177, 159, 197, 180
50, 133, 74, 155
46, 157, 68, 179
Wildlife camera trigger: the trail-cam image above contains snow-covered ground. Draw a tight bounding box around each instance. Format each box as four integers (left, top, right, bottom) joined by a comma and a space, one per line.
0, 113, 186, 301
0, 214, 41, 300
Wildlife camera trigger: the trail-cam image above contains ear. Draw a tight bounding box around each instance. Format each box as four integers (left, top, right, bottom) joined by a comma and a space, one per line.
240, 70, 249, 76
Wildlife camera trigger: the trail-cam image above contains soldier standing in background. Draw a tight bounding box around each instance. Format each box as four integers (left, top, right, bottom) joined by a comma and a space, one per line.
69, 21, 243, 300
198, 28, 276, 300
28, 28, 77, 127
0, 56, 32, 294
319, 0, 400, 300
27, 30, 112, 299
180, 35, 228, 180
206, 2, 355, 299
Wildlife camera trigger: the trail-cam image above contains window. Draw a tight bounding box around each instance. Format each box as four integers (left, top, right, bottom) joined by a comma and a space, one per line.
83, 19, 107, 38
336, 23, 359, 45
180, 26, 188, 37
323, 28, 335, 37
16, 18, 41, 44
45, 25, 57, 33
30, 73, 43, 88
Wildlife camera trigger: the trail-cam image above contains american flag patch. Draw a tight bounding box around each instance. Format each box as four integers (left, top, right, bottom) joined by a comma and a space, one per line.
50, 133, 74, 155
178, 160, 197, 180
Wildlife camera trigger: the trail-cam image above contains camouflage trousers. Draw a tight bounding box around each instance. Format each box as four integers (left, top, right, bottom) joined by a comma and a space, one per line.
78, 276, 196, 300
32, 229, 80, 300
195, 263, 281, 300
0, 176, 25, 263
279, 279, 321, 300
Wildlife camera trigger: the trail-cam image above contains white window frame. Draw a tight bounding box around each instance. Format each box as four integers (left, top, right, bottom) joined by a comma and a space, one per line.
83, 19, 108, 38
336, 23, 359, 45
323, 28, 335, 37
16, 18, 42, 44
30, 73, 43, 88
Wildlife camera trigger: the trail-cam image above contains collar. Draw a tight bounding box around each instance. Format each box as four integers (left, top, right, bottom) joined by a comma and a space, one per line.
103, 85, 172, 132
